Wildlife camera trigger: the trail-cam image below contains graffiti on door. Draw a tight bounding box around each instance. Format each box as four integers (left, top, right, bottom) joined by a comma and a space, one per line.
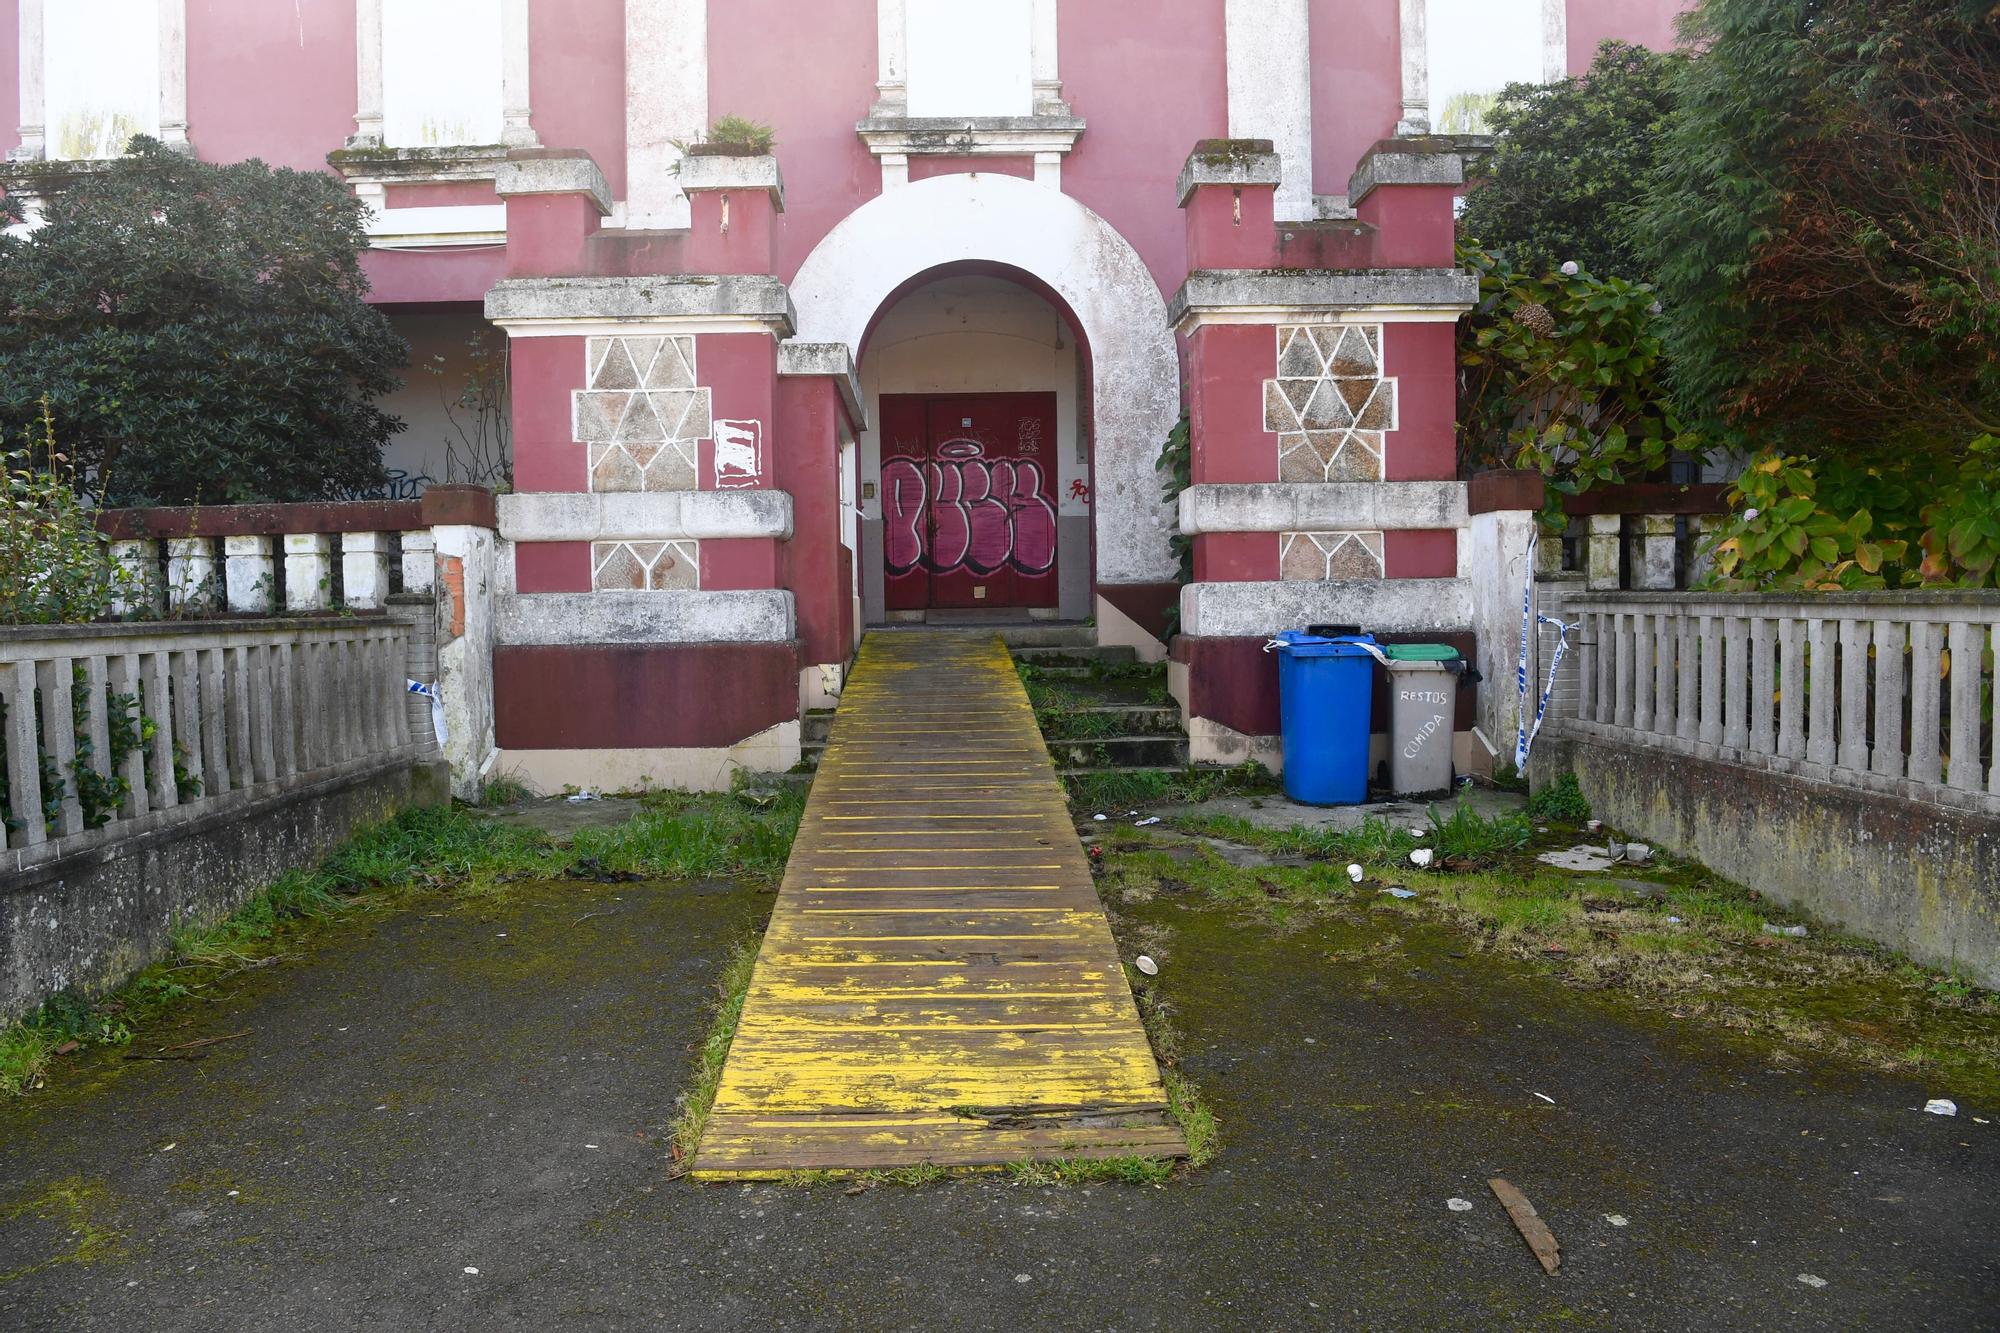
882, 439, 1059, 577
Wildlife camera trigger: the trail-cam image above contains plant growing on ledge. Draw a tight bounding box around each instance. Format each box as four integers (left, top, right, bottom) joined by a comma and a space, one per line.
670, 115, 778, 168
0, 136, 407, 505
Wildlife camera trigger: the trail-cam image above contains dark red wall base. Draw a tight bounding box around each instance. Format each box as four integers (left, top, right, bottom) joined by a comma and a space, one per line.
495, 642, 799, 749
1176, 631, 1479, 739
1098, 581, 1180, 641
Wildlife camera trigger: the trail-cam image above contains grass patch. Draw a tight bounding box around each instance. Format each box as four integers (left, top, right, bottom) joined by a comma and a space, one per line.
1, 790, 805, 1099
1526, 772, 1591, 822
1097, 811, 2000, 1102
1006, 1155, 1173, 1186
0, 1176, 122, 1282
1064, 762, 1273, 811
668, 932, 760, 1170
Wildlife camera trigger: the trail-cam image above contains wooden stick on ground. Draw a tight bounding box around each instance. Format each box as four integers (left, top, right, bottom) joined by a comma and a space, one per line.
1488, 1177, 1562, 1275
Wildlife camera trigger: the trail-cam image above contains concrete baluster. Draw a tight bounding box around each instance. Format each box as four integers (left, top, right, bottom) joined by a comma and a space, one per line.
1631, 613, 1655, 734
400, 529, 436, 595
4, 661, 45, 848
1805, 618, 1836, 768
1675, 616, 1700, 742
285, 534, 334, 612
143, 651, 179, 810
224, 535, 276, 614
37, 656, 84, 837
1870, 619, 1905, 779
1777, 618, 1806, 761
1585, 515, 1622, 591
1722, 613, 1749, 752
1634, 515, 1677, 590
1836, 619, 1870, 774
342, 531, 391, 610
1906, 621, 1940, 785
1946, 621, 1983, 791
108, 538, 162, 617
1749, 616, 1775, 757
108, 653, 150, 818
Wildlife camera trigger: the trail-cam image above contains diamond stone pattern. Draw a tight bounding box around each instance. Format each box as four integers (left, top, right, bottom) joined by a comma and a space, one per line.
576, 337, 709, 493
591, 539, 699, 591
1264, 325, 1395, 482
1278, 531, 1385, 581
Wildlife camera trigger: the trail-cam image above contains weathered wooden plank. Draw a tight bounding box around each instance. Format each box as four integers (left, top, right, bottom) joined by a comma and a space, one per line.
693, 631, 1183, 1177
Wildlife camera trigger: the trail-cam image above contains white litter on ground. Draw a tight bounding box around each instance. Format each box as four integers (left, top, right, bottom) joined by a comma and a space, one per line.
1409, 849, 1434, 869
1797, 1274, 1827, 1289
1446, 1198, 1474, 1212
1134, 955, 1159, 976
1532, 1092, 1556, 1105
1383, 887, 1417, 900
1346, 864, 1365, 883
1538, 845, 1618, 872
1924, 1098, 1958, 1117
1605, 1214, 1629, 1227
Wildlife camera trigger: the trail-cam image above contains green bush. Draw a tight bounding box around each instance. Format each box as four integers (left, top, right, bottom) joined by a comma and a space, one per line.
1527, 774, 1592, 823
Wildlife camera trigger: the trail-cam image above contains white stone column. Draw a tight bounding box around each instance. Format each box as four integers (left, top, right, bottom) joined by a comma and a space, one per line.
625, 0, 707, 230
1396, 0, 1429, 136
224, 535, 276, 614
166, 536, 218, 612
108, 538, 160, 617
157, 0, 188, 150
434, 524, 497, 800
341, 531, 392, 610
1225, 0, 1314, 222
1469, 508, 1537, 774
871, 0, 908, 115
285, 533, 334, 611
401, 529, 437, 595
500, 0, 538, 147
1030, 0, 1063, 113
1633, 514, 1678, 590
11, 0, 45, 161
1541, 0, 1569, 83
348, 0, 384, 149
1585, 514, 1622, 590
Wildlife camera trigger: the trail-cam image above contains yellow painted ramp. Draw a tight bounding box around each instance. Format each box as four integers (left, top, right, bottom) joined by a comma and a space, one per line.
691, 632, 1185, 1176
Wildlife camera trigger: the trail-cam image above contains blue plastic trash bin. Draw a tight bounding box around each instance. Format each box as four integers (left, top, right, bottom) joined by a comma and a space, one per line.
1271, 630, 1378, 805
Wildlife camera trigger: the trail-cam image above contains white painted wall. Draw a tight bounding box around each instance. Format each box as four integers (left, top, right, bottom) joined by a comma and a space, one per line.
383, 0, 503, 148
43, 0, 158, 159
905, 0, 1032, 117
856, 275, 1088, 527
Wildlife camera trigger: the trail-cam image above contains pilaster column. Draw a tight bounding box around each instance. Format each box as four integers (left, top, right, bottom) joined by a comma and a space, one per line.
625, 0, 707, 229
10, 0, 46, 161
500, 0, 537, 147
348, 0, 384, 149
1224, 0, 1313, 222
1396, 0, 1429, 136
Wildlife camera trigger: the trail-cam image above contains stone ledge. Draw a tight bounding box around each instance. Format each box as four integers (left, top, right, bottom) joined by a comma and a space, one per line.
327, 143, 510, 184
1169, 268, 1478, 327
496, 590, 796, 645
1180, 577, 1472, 637
1347, 135, 1494, 206
485, 275, 797, 334
497, 491, 794, 543
1176, 139, 1280, 206
777, 342, 866, 430
677, 153, 785, 211
1179, 481, 1469, 535
493, 152, 613, 216
855, 115, 1086, 158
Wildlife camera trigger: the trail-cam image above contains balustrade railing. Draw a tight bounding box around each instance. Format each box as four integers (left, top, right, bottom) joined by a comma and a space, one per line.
1564, 592, 2000, 815
1, 617, 426, 868
94, 501, 435, 618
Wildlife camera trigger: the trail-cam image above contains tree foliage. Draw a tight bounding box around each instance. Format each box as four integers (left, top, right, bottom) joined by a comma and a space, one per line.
1636, 0, 1999, 456
1457, 245, 1690, 525
0, 137, 406, 505
0, 402, 131, 624
1637, 0, 2000, 588
1458, 41, 1681, 283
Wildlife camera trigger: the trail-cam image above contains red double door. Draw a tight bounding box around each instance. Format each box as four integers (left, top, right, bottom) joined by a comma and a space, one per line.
879, 392, 1061, 611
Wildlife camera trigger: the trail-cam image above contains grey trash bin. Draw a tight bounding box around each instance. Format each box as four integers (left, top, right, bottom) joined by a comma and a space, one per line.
1382, 644, 1466, 797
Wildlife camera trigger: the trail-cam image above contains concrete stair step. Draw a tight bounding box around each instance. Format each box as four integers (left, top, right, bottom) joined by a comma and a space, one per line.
1044, 735, 1190, 769
802, 709, 836, 744
1013, 645, 1139, 667
1037, 704, 1184, 738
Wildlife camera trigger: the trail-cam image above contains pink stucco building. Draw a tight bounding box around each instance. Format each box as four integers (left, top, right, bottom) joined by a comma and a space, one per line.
3, 0, 1682, 791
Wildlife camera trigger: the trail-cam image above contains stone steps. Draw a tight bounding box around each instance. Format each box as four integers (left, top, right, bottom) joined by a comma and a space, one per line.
1044, 734, 1190, 769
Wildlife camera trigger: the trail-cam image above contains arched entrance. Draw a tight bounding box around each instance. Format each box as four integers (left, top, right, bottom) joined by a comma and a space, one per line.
858, 267, 1086, 620
788, 174, 1182, 623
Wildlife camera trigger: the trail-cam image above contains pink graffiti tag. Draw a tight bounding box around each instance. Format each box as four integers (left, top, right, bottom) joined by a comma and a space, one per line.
880, 439, 1057, 577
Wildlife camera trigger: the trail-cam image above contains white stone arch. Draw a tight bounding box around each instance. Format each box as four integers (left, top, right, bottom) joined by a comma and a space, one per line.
789, 174, 1180, 586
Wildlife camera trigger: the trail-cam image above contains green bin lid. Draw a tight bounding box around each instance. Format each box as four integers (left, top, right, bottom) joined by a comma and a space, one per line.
1381, 643, 1460, 662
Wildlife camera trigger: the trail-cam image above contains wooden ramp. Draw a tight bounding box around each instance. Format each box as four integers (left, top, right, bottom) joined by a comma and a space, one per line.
691, 632, 1185, 1177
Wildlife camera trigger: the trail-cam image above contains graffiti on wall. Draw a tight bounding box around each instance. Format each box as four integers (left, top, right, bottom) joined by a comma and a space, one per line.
713, 419, 764, 489
882, 439, 1058, 577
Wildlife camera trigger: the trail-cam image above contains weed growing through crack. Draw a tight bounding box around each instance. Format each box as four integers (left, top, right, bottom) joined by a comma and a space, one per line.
669, 932, 761, 1169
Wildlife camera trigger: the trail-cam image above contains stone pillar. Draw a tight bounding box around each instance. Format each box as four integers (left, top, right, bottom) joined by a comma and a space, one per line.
342, 531, 391, 610
423, 487, 501, 801
1467, 470, 1546, 778
1585, 515, 1623, 590
493, 153, 611, 280
1177, 140, 1280, 272
1687, 514, 1724, 588
678, 154, 784, 276
108, 538, 161, 617
223, 535, 275, 614
165, 537, 218, 612
285, 533, 333, 611
1634, 514, 1678, 590
1348, 142, 1465, 269
1224, 0, 1313, 222
401, 529, 437, 595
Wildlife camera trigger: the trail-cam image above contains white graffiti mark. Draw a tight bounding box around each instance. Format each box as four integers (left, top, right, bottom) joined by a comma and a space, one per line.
880, 439, 1057, 577
1016, 415, 1043, 457
713, 419, 763, 489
